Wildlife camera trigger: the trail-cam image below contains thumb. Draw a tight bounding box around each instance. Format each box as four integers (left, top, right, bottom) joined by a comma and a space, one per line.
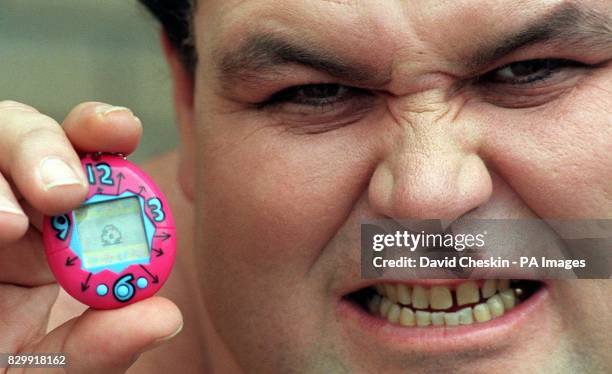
32, 297, 182, 374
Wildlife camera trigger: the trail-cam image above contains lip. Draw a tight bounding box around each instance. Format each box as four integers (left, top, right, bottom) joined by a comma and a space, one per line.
337, 281, 549, 354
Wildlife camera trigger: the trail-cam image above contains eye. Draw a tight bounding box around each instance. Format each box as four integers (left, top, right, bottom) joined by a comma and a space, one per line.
262, 83, 369, 107
255, 83, 377, 134
483, 59, 584, 85
475, 58, 593, 108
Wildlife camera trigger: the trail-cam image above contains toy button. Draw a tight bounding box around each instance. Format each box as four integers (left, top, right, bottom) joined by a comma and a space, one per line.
96, 284, 108, 296
136, 277, 148, 289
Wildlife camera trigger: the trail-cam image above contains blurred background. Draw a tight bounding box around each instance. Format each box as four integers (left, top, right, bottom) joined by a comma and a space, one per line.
0, 0, 177, 163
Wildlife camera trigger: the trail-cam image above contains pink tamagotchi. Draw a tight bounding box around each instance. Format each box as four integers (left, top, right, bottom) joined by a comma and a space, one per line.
43, 153, 176, 309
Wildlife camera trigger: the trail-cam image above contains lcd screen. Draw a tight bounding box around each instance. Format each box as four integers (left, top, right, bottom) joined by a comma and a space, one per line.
74, 197, 150, 269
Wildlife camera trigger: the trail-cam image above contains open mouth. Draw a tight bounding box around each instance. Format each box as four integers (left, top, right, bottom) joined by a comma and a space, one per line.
345, 280, 544, 327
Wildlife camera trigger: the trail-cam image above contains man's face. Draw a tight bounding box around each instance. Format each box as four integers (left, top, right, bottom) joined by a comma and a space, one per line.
185, 0, 611, 372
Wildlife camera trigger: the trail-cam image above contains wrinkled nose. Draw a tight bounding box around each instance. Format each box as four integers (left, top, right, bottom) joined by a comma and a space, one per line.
368, 91, 492, 221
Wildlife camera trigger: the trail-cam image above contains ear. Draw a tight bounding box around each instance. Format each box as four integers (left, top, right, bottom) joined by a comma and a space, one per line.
161, 30, 196, 201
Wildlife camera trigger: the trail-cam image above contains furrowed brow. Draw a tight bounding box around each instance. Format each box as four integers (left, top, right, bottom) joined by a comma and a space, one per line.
468, 3, 612, 69
215, 33, 390, 87
214, 3, 611, 86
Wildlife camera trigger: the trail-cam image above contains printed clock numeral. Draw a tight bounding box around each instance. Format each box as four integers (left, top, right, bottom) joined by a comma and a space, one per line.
85, 163, 114, 185
113, 274, 135, 302
147, 197, 166, 222
51, 214, 71, 240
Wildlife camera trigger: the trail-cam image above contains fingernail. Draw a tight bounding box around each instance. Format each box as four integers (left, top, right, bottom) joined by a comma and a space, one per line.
39, 157, 83, 190
156, 321, 184, 344
131, 321, 183, 363
97, 105, 133, 117
0, 195, 24, 216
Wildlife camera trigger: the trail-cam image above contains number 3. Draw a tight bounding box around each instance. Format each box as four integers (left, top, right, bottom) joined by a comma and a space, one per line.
147, 198, 165, 222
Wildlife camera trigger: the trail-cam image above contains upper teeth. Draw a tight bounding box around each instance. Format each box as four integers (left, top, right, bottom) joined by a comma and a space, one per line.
367, 279, 518, 327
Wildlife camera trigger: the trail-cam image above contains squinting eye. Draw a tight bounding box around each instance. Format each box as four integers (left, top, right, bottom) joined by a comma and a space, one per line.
485, 59, 583, 85
263, 83, 367, 107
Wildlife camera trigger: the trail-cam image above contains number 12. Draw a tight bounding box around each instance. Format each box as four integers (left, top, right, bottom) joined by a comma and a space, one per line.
86, 163, 114, 185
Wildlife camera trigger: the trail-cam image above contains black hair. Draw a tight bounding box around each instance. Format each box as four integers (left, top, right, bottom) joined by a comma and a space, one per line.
139, 0, 197, 72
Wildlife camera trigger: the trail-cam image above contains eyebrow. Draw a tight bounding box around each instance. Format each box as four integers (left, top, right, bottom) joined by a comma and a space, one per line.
215, 3, 612, 86
216, 33, 388, 87
469, 3, 612, 68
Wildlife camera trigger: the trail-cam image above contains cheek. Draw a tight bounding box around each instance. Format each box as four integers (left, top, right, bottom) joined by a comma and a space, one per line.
193, 114, 378, 363
195, 115, 377, 298
479, 70, 612, 218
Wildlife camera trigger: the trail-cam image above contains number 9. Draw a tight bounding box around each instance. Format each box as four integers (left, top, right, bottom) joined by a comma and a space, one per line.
51, 214, 71, 240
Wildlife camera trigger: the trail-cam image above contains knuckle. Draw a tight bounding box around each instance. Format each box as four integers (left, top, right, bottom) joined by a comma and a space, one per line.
9, 116, 68, 158
1, 112, 69, 167
16, 122, 66, 146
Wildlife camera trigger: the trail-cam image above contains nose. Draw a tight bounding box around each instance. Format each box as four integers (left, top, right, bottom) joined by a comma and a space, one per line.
368, 95, 492, 221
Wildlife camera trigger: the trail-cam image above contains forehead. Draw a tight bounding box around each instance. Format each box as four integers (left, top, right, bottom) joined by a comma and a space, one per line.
193, 0, 594, 82
192, 0, 611, 93
194, 0, 567, 50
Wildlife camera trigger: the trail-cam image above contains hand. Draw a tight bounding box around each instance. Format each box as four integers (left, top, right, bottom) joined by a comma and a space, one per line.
0, 101, 183, 373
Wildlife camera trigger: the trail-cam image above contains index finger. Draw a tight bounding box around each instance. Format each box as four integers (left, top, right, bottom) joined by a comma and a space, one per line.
0, 101, 88, 216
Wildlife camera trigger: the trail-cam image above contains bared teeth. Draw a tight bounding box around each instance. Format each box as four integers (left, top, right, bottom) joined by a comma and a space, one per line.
487, 294, 505, 318
456, 281, 480, 306
369, 279, 523, 328
387, 304, 401, 324
368, 294, 381, 314
412, 286, 430, 309
497, 279, 510, 291
431, 312, 445, 326
396, 284, 411, 305
416, 311, 432, 326
473, 303, 492, 323
399, 307, 416, 326
499, 289, 516, 310
444, 312, 459, 326
385, 284, 399, 303
481, 279, 497, 299
379, 297, 392, 317
458, 307, 474, 325
430, 286, 453, 310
